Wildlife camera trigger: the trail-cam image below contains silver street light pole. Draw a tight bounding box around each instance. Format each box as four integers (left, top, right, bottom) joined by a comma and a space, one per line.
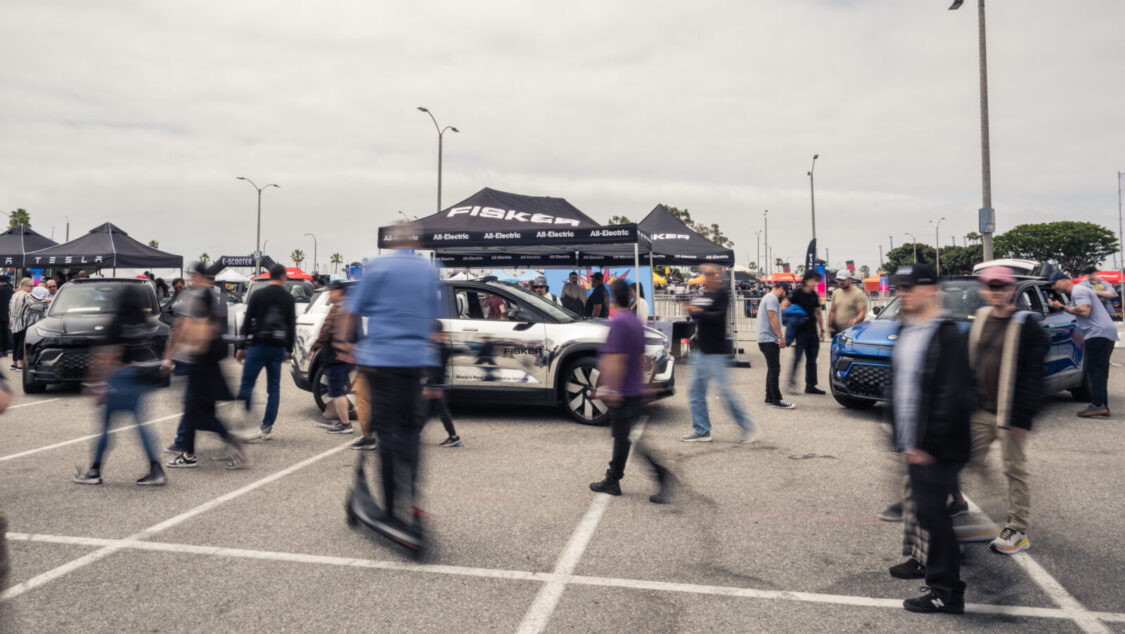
931, 217, 946, 275
1118, 171, 1124, 305
905, 233, 918, 263
418, 107, 459, 213
950, 0, 994, 261
755, 230, 762, 276
236, 177, 280, 275
808, 154, 819, 254
763, 210, 769, 277
304, 233, 318, 275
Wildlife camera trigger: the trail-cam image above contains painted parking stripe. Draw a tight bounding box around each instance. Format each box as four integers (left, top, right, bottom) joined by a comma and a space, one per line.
8, 398, 62, 410
961, 495, 1109, 634
517, 420, 648, 634
0, 412, 183, 463
0, 438, 354, 602
6, 531, 1123, 625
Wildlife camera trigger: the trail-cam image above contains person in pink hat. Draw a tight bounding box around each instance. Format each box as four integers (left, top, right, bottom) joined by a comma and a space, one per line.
961, 266, 1048, 555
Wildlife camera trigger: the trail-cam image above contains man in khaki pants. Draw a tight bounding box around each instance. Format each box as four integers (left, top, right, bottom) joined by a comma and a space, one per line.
963, 267, 1048, 555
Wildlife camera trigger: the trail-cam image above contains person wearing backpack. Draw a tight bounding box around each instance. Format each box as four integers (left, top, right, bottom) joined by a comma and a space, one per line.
236, 264, 296, 440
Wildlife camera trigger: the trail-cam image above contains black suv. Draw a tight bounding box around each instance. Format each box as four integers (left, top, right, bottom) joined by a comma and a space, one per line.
22, 278, 170, 394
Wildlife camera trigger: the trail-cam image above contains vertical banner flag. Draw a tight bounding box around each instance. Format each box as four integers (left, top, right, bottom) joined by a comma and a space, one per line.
782, 262, 791, 273
846, 260, 856, 273
805, 239, 817, 273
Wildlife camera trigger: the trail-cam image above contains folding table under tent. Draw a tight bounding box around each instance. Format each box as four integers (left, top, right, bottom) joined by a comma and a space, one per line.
377, 187, 652, 284
24, 222, 183, 274
0, 225, 58, 269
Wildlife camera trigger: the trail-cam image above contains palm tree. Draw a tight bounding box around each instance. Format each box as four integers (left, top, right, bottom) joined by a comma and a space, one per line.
291, 249, 305, 268
148, 240, 159, 249
8, 208, 30, 229
330, 252, 343, 274
199, 252, 210, 265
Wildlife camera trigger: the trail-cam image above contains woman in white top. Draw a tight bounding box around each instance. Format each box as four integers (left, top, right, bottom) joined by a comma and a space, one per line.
9, 278, 34, 370
629, 283, 650, 322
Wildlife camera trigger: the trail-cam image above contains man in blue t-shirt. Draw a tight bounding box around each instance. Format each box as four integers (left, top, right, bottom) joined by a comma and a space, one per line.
1050, 272, 1119, 417
341, 234, 439, 544
589, 280, 674, 503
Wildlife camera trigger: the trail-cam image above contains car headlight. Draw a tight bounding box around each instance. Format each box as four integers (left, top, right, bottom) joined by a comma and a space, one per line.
36, 324, 63, 336
837, 334, 852, 345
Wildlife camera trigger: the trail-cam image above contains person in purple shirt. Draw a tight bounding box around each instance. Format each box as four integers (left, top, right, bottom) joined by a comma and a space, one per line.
589, 280, 674, 503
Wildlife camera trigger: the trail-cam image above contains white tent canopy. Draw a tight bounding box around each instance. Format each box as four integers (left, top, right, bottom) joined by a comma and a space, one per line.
215, 269, 251, 283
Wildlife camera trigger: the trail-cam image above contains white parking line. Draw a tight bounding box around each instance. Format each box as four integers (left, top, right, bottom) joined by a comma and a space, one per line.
961, 495, 1110, 634
6, 531, 1123, 625
8, 398, 62, 410
0, 412, 182, 464
517, 421, 647, 634
0, 438, 354, 602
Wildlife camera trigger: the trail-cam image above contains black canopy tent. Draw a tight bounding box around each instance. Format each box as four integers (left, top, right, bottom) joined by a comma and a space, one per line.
205, 255, 279, 276
0, 225, 58, 268
24, 222, 183, 274
378, 187, 652, 276
638, 205, 734, 266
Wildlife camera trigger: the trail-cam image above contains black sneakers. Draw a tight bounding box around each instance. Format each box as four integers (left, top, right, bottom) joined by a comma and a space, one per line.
878, 502, 904, 522
438, 436, 462, 448
73, 468, 102, 485
903, 587, 965, 614
1077, 404, 1110, 418
326, 423, 354, 434
889, 559, 925, 579
136, 467, 167, 486
351, 436, 378, 450
772, 400, 796, 409
804, 386, 826, 395
589, 476, 622, 496
167, 454, 198, 468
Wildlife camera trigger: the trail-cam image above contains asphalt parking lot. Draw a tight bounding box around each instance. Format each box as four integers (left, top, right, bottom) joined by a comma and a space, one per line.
1, 353, 1123, 633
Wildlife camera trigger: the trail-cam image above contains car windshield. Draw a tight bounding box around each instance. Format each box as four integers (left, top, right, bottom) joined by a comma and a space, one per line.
486, 281, 577, 322
245, 280, 314, 304
876, 280, 983, 322
49, 283, 158, 316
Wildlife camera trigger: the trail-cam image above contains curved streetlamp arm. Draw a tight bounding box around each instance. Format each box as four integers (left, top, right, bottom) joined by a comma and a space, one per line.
420, 108, 440, 134
237, 176, 260, 191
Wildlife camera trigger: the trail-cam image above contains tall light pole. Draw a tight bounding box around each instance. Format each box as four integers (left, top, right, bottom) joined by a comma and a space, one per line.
755, 230, 762, 275
236, 177, 280, 275
950, 0, 994, 261
931, 217, 946, 275
417, 107, 459, 213
905, 233, 918, 263
1118, 171, 1124, 303
763, 210, 769, 276
304, 233, 318, 274
808, 154, 819, 255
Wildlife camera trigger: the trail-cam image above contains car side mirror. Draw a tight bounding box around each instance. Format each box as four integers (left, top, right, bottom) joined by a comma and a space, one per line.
873, 306, 882, 316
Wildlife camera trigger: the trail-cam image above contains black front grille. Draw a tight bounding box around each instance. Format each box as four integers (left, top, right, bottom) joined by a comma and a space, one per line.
844, 363, 890, 398
56, 351, 94, 379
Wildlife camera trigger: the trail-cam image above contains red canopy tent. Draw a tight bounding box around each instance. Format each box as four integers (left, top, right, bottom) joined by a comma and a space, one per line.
1073, 271, 1123, 285
252, 267, 313, 281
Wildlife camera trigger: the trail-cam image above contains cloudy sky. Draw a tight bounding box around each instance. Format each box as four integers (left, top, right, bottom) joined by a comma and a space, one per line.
2, 0, 1123, 273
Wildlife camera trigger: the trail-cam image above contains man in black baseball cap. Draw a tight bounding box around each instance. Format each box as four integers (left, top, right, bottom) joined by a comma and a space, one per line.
888, 261, 974, 615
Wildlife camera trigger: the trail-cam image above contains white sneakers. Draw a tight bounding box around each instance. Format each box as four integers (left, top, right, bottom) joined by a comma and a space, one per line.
991, 528, 1030, 555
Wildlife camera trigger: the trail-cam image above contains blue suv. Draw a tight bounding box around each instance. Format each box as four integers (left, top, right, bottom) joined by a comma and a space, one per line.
829, 277, 1089, 409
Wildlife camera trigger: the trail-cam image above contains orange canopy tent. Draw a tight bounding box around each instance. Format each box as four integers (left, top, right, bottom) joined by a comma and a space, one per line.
864, 273, 886, 293
768, 272, 798, 283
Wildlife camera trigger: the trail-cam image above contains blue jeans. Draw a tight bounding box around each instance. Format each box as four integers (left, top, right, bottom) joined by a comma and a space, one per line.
689, 353, 756, 436
93, 366, 158, 466
237, 345, 285, 429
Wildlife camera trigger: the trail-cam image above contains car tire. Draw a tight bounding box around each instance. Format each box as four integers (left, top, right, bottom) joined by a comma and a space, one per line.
21, 365, 46, 395
311, 363, 357, 420
830, 381, 876, 409
561, 356, 609, 426
1070, 371, 1092, 402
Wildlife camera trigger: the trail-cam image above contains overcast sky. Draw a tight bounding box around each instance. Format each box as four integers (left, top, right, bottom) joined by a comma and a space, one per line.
3, 0, 1123, 273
